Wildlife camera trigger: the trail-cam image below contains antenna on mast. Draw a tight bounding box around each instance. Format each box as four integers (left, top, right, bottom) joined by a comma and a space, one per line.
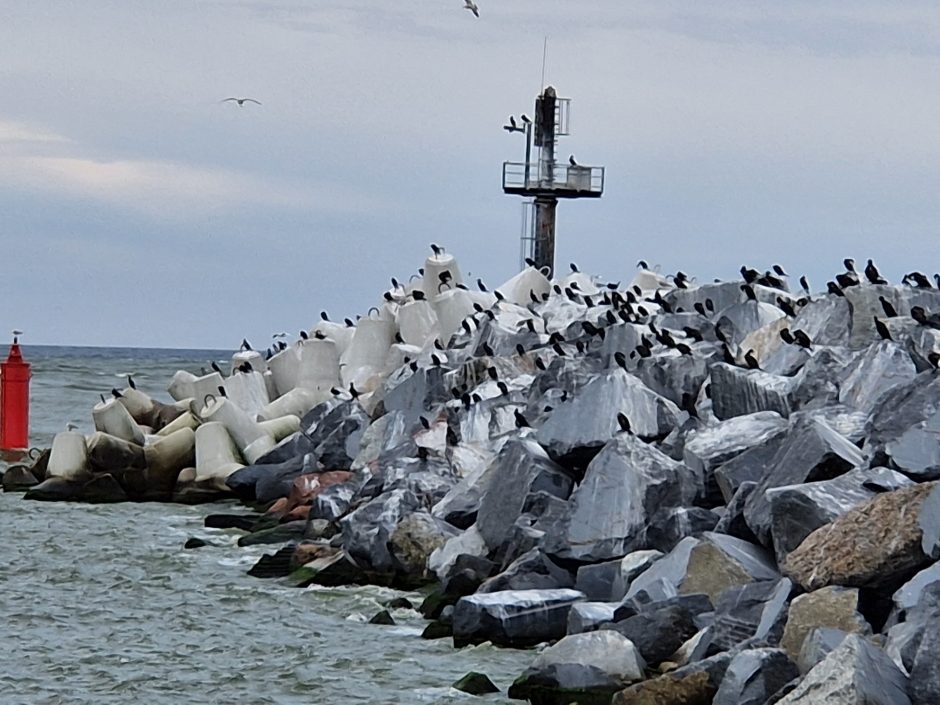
540, 36, 549, 90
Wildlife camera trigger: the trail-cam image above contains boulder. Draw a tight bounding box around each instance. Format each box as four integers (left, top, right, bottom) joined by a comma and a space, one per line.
797, 627, 850, 674
508, 631, 646, 705
340, 488, 420, 574
543, 433, 699, 563
710, 363, 796, 420
887, 408, 940, 480
679, 532, 779, 603
605, 595, 711, 666
712, 648, 800, 705
388, 511, 459, 580
744, 415, 864, 547
452, 589, 585, 648
567, 602, 619, 635
576, 558, 631, 602
478, 548, 575, 594
866, 373, 940, 460
784, 483, 936, 591
839, 340, 917, 413
716, 300, 786, 346
645, 507, 720, 553
775, 634, 911, 705
476, 438, 573, 554
81, 473, 129, 503
712, 430, 787, 503
767, 466, 913, 564
779, 586, 871, 660
611, 652, 732, 705
708, 577, 793, 652
452, 672, 500, 696
1, 464, 39, 492
609, 551, 664, 602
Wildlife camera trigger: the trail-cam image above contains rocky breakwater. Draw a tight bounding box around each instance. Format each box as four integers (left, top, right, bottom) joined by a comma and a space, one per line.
10, 251, 940, 704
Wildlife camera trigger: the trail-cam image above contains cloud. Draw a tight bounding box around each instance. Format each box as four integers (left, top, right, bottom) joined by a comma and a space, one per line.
0, 120, 71, 145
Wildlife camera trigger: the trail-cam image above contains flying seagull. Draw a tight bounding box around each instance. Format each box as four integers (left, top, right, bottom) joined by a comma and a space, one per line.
464, 0, 479, 18
221, 98, 262, 107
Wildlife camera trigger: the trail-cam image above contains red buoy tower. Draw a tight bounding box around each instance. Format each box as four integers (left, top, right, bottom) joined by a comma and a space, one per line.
1, 335, 31, 450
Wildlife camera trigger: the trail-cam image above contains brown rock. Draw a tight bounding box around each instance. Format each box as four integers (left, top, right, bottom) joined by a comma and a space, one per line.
290, 542, 337, 569
784, 482, 936, 591
779, 586, 871, 660
611, 671, 714, 705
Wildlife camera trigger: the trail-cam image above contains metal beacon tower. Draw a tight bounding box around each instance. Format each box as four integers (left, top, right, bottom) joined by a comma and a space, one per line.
502, 86, 605, 278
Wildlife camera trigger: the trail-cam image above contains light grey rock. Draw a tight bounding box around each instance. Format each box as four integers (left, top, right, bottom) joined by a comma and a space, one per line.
893, 562, 940, 618
566, 601, 619, 635
744, 415, 863, 547
537, 367, 684, 461
382, 365, 451, 427
844, 283, 940, 349
476, 438, 572, 553
797, 627, 849, 674
543, 433, 699, 563
710, 363, 797, 420
624, 536, 700, 603
508, 631, 646, 703
888, 408, 940, 480
839, 341, 917, 413
767, 466, 913, 564
683, 411, 787, 485
609, 550, 664, 602
713, 648, 800, 705
477, 548, 575, 594
716, 300, 787, 346
867, 372, 940, 460
452, 588, 585, 648
791, 294, 852, 347
776, 634, 911, 705
634, 352, 710, 408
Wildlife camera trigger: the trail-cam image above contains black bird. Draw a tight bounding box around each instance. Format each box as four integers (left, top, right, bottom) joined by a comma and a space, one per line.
799, 275, 811, 297
430, 243, 443, 256
844, 258, 857, 272
548, 332, 565, 344
674, 271, 689, 289
409, 361, 419, 372
240, 362, 253, 373
637, 260, 649, 270
314, 331, 326, 340
676, 343, 693, 356
494, 290, 505, 302
391, 277, 401, 289
780, 328, 795, 345
210, 361, 224, 375
772, 264, 788, 277
461, 392, 472, 409
241, 338, 252, 351
300, 330, 309, 340
606, 310, 617, 325
874, 316, 892, 341
383, 291, 394, 302
419, 416, 431, 430
879, 296, 898, 318
535, 357, 547, 371
616, 413, 632, 433
865, 259, 887, 285
721, 344, 736, 365
510, 116, 518, 129
826, 281, 845, 297
576, 341, 586, 354
524, 257, 536, 267
348, 383, 360, 399
693, 302, 707, 316
682, 327, 704, 343
568, 155, 578, 167
515, 343, 527, 357
529, 289, 540, 304
741, 284, 757, 302
127, 375, 136, 390
909, 306, 940, 329
929, 352, 940, 369
434, 338, 444, 350
431, 354, 442, 367
793, 329, 813, 349
740, 266, 760, 284
614, 351, 628, 370
417, 446, 429, 462
99, 394, 106, 404
477, 278, 488, 292
321, 311, 330, 321
777, 297, 797, 318
524, 318, 537, 333
705, 298, 715, 313
344, 318, 355, 327
570, 262, 579, 273
486, 366, 499, 381
471, 393, 482, 404
635, 343, 652, 358
412, 290, 427, 301
497, 381, 509, 396
552, 343, 566, 357
461, 320, 472, 335
438, 270, 452, 284
582, 321, 602, 337
744, 349, 760, 370
521, 114, 531, 124
482, 341, 495, 357
904, 272, 932, 289
835, 272, 859, 289
217, 386, 227, 398
111, 388, 122, 399
514, 409, 530, 428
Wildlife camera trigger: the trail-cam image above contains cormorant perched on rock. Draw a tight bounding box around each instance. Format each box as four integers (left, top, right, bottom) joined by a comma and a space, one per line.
486, 366, 498, 381
419, 416, 431, 430
568, 155, 578, 167
348, 383, 360, 400
879, 296, 898, 318
773, 264, 788, 277
865, 259, 887, 285
570, 262, 579, 273
776, 297, 797, 317
210, 361, 224, 375
300, 330, 309, 340
240, 338, 252, 351
744, 350, 760, 370
780, 328, 795, 345
705, 298, 715, 313
431, 354, 442, 367
321, 311, 329, 321
127, 375, 136, 390
314, 331, 326, 340
217, 386, 227, 398
740, 266, 760, 284
874, 316, 892, 341
614, 351, 628, 370
344, 318, 355, 327
515, 343, 526, 357
481, 341, 495, 357
683, 327, 703, 343
929, 352, 940, 369
793, 330, 813, 350
111, 388, 122, 399
741, 284, 757, 302
637, 260, 649, 270
799, 275, 811, 297
676, 343, 693, 356
616, 413, 632, 433
497, 381, 509, 396
430, 243, 443, 256
535, 357, 546, 371
513, 409, 530, 428
903, 271, 932, 289
827, 281, 845, 297
693, 302, 707, 316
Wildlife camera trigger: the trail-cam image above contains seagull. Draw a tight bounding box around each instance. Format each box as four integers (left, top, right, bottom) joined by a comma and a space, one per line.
11, 329, 22, 344
464, 0, 479, 18
221, 97, 261, 107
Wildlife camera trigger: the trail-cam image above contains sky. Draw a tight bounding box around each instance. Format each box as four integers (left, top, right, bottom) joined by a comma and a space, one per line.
3, 1, 940, 349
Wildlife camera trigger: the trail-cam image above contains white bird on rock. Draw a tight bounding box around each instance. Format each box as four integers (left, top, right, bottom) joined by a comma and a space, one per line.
464, 0, 480, 18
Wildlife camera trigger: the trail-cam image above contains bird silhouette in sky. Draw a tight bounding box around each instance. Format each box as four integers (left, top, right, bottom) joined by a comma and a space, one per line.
221, 97, 261, 107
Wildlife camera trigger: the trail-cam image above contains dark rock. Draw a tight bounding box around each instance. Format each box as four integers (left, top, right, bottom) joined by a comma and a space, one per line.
384, 597, 414, 610
605, 596, 709, 666
383, 365, 451, 427
204, 513, 257, 531
183, 537, 207, 549
237, 520, 306, 547
24, 477, 84, 501
576, 558, 628, 602
767, 466, 913, 564
309, 481, 358, 522
1, 464, 39, 492
744, 415, 864, 547
776, 634, 911, 704
712, 648, 800, 705
543, 433, 699, 564
421, 620, 452, 639
611, 651, 733, 705
709, 578, 793, 652
368, 609, 395, 625
452, 589, 585, 648
441, 553, 498, 598
478, 548, 575, 594
247, 545, 296, 578
509, 631, 646, 705
784, 483, 936, 592
81, 473, 129, 503
712, 481, 760, 543
452, 672, 500, 696
678, 532, 779, 603
226, 453, 311, 502
712, 431, 787, 503
645, 507, 720, 553
567, 602, 619, 634
306, 400, 370, 468
867, 372, 940, 461
340, 488, 420, 573
888, 409, 940, 480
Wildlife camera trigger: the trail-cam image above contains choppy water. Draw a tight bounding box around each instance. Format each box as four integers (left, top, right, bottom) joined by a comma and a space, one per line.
0, 346, 530, 704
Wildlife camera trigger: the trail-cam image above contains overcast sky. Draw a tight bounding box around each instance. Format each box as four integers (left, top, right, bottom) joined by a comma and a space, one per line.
3, 1, 940, 349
